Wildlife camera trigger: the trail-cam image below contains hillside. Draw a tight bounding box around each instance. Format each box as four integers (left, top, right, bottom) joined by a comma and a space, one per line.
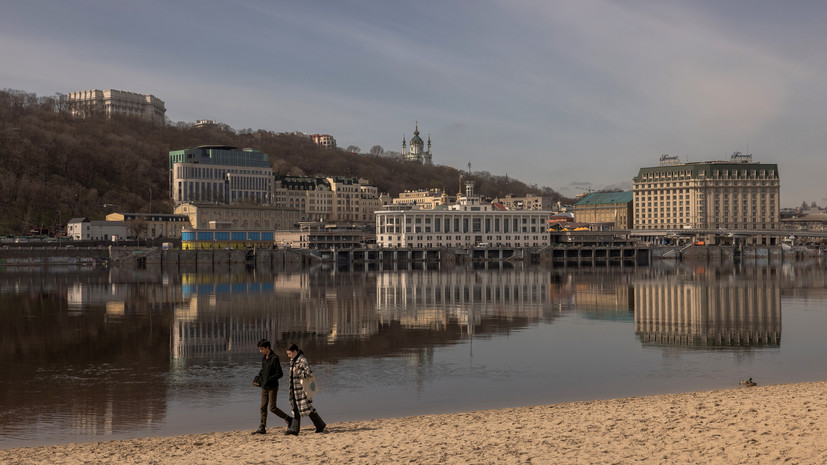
0, 89, 568, 235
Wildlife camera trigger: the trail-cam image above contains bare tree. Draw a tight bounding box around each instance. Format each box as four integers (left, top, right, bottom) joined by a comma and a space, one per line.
345, 145, 361, 153
369, 145, 384, 156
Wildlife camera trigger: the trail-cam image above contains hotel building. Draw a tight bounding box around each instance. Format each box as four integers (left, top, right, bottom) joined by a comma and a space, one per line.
375, 184, 551, 248
633, 153, 780, 232
67, 89, 166, 124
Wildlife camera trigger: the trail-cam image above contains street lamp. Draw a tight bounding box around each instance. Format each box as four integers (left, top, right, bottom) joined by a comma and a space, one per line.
149, 187, 152, 213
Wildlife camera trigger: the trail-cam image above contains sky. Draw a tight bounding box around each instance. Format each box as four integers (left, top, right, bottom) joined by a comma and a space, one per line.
2, 0, 826, 206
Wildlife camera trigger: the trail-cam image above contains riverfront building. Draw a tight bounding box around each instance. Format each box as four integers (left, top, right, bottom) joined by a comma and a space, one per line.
633, 153, 780, 233
173, 202, 300, 231
169, 145, 274, 205
573, 192, 634, 230
375, 183, 551, 248
67, 218, 127, 241
105, 212, 190, 240
67, 89, 166, 124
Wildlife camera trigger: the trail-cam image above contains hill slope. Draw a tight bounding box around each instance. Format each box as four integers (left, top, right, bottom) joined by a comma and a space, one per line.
0, 89, 567, 235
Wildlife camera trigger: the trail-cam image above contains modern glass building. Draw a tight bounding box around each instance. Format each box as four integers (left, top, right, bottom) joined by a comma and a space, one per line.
169, 145, 274, 205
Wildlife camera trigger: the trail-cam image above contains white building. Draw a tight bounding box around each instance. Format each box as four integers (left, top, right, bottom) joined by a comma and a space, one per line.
67, 218, 128, 241
375, 184, 551, 248
67, 89, 166, 124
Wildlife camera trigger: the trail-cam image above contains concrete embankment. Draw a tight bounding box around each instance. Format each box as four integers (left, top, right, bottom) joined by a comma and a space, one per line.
1, 244, 817, 269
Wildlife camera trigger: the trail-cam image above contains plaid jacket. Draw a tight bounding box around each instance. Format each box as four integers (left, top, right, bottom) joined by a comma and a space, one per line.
288, 354, 316, 417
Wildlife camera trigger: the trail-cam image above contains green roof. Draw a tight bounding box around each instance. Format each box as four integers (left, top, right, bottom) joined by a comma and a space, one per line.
575, 192, 633, 206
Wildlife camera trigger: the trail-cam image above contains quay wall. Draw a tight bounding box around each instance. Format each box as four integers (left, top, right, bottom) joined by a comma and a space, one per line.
1, 244, 813, 269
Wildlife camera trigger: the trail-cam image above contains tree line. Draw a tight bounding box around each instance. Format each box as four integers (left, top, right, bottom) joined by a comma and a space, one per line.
0, 89, 569, 235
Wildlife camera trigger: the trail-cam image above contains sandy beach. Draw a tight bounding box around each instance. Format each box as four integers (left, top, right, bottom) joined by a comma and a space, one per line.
2, 380, 825, 464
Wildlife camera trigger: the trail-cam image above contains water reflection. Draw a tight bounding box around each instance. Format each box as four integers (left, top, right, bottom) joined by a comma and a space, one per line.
634, 267, 782, 348
1, 261, 827, 448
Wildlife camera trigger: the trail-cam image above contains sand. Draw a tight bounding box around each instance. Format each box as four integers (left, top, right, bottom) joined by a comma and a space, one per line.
2, 380, 825, 464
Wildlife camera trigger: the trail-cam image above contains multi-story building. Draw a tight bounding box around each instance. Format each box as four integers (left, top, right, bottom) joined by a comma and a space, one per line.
67, 89, 166, 124
572, 192, 633, 230
401, 123, 432, 165
169, 145, 274, 205
273, 175, 382, 224
310, 134, 337, 150
375, 183, 551, 248
274, 175, 333, 222
173, 202, 301, 231
492, 194, 553, 211
392, 189, 455, 209
105, 212, 190, 240
359, 184, 383, 223
633, 153, 780, 233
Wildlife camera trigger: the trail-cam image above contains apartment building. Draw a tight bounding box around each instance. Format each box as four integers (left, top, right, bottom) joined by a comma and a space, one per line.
273, 175, 381, 224
67, 89, 166, 124
492, 194, 553, 211
274, 175, 333, 222
633, 153, 780, 231
392, 189, 456, 209
375, 184, 551, 248
169, 145, 274, 205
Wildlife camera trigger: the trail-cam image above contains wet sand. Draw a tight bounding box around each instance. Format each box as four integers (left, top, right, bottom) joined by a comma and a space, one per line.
2, 380, 825, 464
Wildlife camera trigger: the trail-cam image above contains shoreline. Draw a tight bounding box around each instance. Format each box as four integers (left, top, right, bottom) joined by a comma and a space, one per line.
2, 380, 824, 464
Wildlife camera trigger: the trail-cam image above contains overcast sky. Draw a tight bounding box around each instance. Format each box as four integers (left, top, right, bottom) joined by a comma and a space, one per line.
2, 0, 826, 206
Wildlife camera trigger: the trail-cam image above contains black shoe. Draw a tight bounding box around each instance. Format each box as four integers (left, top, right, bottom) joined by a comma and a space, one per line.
284, 418, 300, 435
309, 411, 326, 433
284, 416, 293, 426
251, 425, 266, 435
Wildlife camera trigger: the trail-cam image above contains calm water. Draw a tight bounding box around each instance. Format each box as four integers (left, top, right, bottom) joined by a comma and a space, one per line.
1, 260, 826, 448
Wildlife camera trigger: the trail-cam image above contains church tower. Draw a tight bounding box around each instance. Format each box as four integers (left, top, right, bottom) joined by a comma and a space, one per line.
402, 122, 432, 165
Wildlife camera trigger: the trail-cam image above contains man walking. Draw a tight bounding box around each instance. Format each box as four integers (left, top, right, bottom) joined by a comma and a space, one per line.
252, 339, 291, 434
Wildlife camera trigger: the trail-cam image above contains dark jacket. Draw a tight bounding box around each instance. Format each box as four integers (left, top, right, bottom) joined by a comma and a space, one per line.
258, 351, 283, 389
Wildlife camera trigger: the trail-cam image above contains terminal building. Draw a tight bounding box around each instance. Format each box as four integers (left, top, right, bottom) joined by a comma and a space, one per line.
375, 183, 551, 249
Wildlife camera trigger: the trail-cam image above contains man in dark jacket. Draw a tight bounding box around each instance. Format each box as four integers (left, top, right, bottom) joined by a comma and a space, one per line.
252, 339, 291, 434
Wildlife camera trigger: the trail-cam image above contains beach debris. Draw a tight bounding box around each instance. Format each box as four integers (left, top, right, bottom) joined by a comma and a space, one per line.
738, 378, 757, 387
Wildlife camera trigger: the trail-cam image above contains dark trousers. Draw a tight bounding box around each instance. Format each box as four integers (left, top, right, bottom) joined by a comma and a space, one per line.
259, 387, 288, 426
